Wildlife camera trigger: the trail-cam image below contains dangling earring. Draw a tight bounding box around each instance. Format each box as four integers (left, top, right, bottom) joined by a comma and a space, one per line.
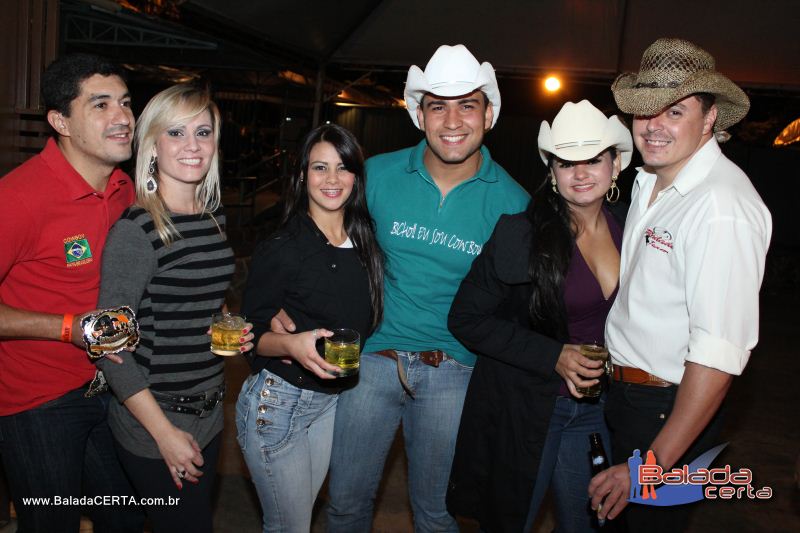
146, 156, 158, 193
551, 175, 558, 194
606, 175, 620, 203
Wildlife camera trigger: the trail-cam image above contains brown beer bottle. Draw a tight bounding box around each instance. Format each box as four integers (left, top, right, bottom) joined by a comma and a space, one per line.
589, 433, 609, 528
589, 432, 609, 475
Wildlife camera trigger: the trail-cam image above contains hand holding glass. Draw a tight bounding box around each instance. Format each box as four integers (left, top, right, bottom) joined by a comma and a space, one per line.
211, 312, 246, 356
576, 343, 610, 397
324, 328, 360, 376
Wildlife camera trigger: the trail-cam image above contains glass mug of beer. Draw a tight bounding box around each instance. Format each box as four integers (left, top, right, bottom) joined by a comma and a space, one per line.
210, 312, 246, 356
324, 328, 360, 376
576, 343, 610, 398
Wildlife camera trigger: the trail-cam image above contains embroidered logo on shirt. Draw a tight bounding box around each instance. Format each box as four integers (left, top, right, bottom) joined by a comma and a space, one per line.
63, 234, 93, 267
644, 226, 673, 254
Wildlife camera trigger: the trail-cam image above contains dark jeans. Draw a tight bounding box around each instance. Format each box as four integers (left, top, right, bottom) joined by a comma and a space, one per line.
604, 382, 726, 533
116, 432, 221, 533
0, 386, 144, 533
524, 395, 611, 532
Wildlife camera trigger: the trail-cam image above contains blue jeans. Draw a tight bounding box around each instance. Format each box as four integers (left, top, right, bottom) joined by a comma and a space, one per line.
236, 369, 338, 533
0, 386, 144, 533
326, 351, 472, 533
524, 395, 611, 533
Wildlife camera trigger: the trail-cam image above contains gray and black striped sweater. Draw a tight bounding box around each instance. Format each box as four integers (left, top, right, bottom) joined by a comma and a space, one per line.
97, 206, 234, 459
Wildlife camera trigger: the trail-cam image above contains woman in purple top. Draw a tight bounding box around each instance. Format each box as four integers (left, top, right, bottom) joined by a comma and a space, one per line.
446, 100, 633, 532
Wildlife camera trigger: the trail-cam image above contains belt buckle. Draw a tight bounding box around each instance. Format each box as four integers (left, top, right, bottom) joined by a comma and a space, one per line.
199, 388, 225, 418
84, 370, 109, 398
423, 351, 436, 367
199, 394, 219, 418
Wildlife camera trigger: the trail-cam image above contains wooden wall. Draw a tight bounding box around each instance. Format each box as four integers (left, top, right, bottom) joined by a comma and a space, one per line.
0, 0, 59, 177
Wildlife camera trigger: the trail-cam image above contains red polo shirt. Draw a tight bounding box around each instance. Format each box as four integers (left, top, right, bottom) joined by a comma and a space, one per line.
0, 138, 134, 415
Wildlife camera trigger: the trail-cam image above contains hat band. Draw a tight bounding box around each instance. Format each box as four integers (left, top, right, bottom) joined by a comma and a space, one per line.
634, 81, 681, 89
429, 79, 478, 88
555, 140, 601, 149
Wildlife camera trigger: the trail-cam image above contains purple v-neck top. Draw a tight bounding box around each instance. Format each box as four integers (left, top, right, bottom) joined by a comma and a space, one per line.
558, 207, 623, 395
564, 207, 623, 345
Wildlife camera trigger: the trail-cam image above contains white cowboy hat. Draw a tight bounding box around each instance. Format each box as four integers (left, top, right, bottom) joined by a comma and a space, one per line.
537, 100, 633, 169
612, 38, 749, 132
404, 44, 501, 130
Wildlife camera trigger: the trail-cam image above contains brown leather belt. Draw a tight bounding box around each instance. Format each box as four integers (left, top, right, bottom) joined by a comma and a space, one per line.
375, 349, 448, 368
374, 349, 451, 398
612, 365, 673, 388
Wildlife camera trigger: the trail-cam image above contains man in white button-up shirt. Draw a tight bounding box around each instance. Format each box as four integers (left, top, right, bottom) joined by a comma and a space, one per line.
589, 38, 772, 531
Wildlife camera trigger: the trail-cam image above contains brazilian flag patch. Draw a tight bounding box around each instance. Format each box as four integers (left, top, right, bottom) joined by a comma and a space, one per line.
64, 236, 93, 265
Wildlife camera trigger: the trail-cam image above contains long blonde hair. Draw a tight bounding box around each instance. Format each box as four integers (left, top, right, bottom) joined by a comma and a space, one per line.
134, 84, 222, 245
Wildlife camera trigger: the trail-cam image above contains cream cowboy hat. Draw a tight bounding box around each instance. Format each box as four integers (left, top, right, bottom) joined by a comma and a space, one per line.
611, 38, 749, 131
538, 100, 633, 169
404, 44, 501, 130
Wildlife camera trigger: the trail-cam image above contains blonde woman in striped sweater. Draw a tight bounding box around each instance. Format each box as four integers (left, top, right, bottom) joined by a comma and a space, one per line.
97, 84, 253, 533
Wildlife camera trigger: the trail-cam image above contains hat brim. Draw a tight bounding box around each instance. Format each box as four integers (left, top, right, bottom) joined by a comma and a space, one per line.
404, 62, 501, 130
538, 115, 633, 170
612, 71, 750, 131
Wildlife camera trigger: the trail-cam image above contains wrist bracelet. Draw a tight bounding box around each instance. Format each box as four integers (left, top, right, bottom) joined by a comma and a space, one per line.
61, 313, 74, 343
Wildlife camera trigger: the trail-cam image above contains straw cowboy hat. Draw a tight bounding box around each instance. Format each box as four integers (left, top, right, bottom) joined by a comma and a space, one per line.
404, 44, 501, 130
612, 38, 749, 131
538, 100, 633, 170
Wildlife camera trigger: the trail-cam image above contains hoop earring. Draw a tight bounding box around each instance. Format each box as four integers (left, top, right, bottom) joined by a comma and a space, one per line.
606, 175, 620, 203
146, 156, 158, 193
551, 175, 557, 194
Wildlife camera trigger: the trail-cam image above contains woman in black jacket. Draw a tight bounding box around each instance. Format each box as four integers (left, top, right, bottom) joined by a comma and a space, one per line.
236, 124, 383, 532
446, 100, 633, 532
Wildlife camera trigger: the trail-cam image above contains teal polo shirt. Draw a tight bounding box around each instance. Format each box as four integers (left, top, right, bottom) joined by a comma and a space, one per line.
364, 139, 530, 365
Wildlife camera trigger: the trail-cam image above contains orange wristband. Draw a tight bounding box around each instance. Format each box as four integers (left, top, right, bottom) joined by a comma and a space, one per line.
61, 314, 74, 343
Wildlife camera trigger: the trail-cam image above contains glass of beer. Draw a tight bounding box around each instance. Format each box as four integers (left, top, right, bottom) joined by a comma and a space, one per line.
324, 328, 360, 376
211, 312, 246, 356
576, 343, 609, 398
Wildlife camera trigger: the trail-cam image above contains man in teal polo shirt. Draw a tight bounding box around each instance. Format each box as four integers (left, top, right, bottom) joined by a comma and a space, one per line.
326, 44, 530, 532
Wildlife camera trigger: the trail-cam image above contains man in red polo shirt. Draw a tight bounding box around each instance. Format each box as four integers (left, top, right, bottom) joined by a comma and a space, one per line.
0, 54, 144, 532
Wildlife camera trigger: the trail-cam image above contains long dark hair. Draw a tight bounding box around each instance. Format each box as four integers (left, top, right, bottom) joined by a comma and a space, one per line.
283, 124, 384, 331
526, 174, 572, 342
527, 148, 617, 341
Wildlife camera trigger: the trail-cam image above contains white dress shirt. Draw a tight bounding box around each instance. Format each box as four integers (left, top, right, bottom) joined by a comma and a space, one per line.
606, 138, 772, 384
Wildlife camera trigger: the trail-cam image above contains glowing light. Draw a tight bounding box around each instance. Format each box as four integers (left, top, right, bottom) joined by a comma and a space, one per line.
774, 117, 800, 147
544, 76, 561, 92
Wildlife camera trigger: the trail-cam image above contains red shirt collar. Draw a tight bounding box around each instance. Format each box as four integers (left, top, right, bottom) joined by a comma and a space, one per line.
40, 137, 131, 200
